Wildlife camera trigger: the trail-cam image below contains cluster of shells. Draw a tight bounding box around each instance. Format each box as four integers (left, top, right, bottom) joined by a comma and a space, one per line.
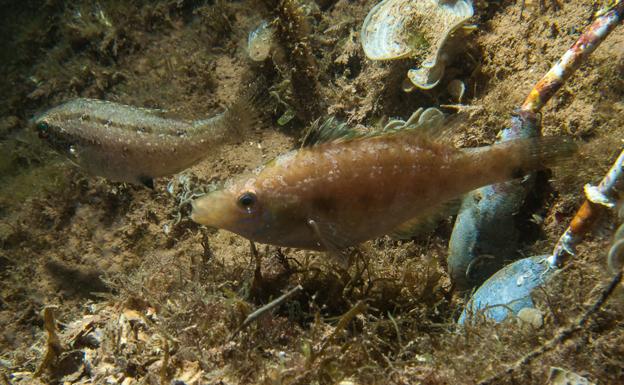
382, 106, 444, 131
248, 0, 474, 93
361, 0, 474, 90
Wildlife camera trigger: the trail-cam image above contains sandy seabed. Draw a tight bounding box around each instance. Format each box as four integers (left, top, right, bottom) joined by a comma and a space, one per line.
0, 0, 623, 384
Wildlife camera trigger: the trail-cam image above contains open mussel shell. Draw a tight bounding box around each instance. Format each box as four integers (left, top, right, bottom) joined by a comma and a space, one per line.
248, 20, 274, 62
415, 107, 445, 127
361, 0, 473, 89
458, 254, 553, 324
383, 107, 444, 131
447, 78, 466, 102
407, 59, 447, 89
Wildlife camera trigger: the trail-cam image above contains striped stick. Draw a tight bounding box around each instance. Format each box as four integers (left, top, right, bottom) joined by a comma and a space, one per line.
550, 149, 624, 266
521, 0, 624, 113
544, 1, 624, 265
449, 2, 623, 287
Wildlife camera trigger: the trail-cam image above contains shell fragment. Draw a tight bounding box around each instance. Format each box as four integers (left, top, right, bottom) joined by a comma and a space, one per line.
361, 0, 474, 90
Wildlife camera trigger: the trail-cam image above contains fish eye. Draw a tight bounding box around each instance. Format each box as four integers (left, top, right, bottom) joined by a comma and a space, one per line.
237, 192, 257, 209
37, 122, 49, 139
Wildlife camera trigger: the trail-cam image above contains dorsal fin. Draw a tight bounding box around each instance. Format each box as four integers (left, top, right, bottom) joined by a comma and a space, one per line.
300, 107, 452, 148
300, 117, 363, 148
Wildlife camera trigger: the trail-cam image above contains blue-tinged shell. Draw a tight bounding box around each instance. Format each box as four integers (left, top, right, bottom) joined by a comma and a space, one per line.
458, 254, 553, 324
448, 113, 539, 290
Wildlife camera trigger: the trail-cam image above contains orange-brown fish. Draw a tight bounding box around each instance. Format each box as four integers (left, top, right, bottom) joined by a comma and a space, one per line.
191, 124, 574, 251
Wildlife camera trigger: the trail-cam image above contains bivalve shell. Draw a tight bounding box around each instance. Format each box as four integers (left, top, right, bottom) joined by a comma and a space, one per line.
361, 0, 474, 89
248, 20, 274, 62
383, 107, 444, 131
447, 78, 466, 102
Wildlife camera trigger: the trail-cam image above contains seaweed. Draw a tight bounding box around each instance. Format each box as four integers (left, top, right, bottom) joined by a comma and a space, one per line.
0, 0, 623, 384
264, 0, 324, 123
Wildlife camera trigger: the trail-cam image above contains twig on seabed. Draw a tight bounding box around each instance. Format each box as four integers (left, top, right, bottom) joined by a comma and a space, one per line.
550, 149, 624, 266
518, 0, 624, 265
34, 306, 63, 377
318, 300, 369, 356
230, 285, 303, 340
520, 0, 624, 114
449, 0, 624, 288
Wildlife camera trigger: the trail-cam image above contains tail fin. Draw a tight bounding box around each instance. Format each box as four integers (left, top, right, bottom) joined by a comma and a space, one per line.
508, 135, 577, 171
463, 136, 578, 185
223, 75, 268, 136
194, 75, 267, 140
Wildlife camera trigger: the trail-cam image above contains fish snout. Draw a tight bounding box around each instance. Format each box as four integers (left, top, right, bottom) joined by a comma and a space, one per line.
190, 198, 207, 224
190, 192, 230, 228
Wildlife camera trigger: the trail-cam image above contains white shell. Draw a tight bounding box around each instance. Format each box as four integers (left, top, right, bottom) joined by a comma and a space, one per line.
248, 20, 274, 62
517, 307, 543, 328
416, 107, 444, 128
548, 367, 594, 385
361, 0, 473, 89
382, 107, 444, 131
447, 78, 466, 102
407, 59, 446, 89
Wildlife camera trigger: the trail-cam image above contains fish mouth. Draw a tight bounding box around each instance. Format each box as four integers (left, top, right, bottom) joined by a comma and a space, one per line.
190, 192, 230, 229
190, 197, 212, 225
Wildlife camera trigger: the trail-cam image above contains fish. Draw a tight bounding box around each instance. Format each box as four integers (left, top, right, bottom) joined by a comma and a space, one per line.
32, 97, 258, 187
191, 120, 575, 251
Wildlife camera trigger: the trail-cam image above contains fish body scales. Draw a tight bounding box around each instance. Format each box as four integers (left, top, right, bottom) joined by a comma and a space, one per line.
191, 131, 574, 251
33, 98, 255, 185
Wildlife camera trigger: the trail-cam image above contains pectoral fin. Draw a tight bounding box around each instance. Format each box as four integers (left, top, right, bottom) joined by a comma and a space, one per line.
306, 219, 355, 252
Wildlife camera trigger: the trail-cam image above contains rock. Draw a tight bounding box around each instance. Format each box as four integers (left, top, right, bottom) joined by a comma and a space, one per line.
517, 307, 544, 328
548, 367, 594, 385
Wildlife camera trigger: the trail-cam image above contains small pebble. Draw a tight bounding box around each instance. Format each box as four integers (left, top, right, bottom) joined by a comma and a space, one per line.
517, 307, 543, 328
447, 79, 466, 103
548, 367, 594, 385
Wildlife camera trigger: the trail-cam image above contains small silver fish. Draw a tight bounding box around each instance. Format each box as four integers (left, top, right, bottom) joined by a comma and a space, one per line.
33, 97, 257, 187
